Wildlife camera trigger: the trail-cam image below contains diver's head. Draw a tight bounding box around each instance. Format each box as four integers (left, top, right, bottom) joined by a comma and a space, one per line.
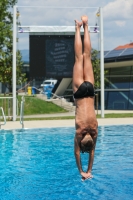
80, 133, 94, 153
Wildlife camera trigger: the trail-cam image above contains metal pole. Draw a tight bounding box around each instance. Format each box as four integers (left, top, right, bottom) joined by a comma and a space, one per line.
17, 6, 99, 8
99, 7, 104, 118
13, 6, 16, 121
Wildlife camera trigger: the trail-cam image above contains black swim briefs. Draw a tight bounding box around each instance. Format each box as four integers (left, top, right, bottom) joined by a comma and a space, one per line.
73, 81, 95, 99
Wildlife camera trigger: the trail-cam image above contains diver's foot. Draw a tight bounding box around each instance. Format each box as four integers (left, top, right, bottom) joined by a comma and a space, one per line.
81, 15, 88, 27
74, 20, 82, 30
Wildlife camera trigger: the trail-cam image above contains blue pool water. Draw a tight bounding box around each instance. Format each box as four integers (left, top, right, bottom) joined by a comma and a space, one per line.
0, 125, 133, 200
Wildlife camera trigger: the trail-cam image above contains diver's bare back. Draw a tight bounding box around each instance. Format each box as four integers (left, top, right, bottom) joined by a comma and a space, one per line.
75, 97, 97, 135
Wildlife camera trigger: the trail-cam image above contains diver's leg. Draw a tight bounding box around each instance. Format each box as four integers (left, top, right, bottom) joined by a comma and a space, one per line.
73, 20, 84, 93
81, 15, 94, 84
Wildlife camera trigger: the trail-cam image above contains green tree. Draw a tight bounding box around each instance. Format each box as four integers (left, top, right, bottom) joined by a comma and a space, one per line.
91, 49, 108, 89
0, 0, 27, 92
0, 0, 17, 51
91, 49, 100, 89
91, 49, 108, 111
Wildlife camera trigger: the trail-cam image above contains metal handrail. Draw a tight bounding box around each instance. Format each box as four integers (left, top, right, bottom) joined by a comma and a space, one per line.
51, 93, 63, 99
20, 96, 24, 128
32, 86, 42, 92
0, 97, 13, 99
0, 107, 6, 129
51, 93, 74, 99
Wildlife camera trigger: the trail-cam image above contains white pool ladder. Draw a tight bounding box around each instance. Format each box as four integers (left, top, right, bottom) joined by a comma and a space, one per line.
20, 96, 25, 129
0, 107, 6, 129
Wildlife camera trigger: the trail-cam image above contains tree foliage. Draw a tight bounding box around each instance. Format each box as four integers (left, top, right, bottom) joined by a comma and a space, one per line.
0, 0, 17, 51
91, 49, 107, 89
0, 0, 27, 92
91, 49, 100, 89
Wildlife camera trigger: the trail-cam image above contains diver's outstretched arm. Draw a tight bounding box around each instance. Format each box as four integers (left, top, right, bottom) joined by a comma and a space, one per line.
74, 135, 83, 173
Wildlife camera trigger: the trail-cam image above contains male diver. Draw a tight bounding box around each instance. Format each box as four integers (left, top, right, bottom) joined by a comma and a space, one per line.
73, 15, 98, 181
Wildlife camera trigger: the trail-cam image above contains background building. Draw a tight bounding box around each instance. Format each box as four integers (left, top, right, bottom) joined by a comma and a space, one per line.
21, 42, 133, 110
104, 43, 133, 110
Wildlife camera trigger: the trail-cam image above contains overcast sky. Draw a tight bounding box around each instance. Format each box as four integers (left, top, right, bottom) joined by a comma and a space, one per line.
16, 0, 133, 51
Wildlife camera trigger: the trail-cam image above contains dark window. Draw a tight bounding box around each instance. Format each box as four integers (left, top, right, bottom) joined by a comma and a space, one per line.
130, 77, 133, 88
105, 91, 129, 110
109, 66, 131, 75
105, 77, 130, 89
128, 91, 133, 109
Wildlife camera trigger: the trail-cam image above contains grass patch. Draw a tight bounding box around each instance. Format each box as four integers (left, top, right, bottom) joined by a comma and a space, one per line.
17, 96, 67, 115
16, 116, 75, 121
99, 113, 133, 118
0, 113, 133, 122
15, 113, 133, 121
1, 94, 133, 120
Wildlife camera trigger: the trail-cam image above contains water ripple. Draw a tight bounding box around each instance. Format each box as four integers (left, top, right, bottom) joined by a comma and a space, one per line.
0, 125, 133, 199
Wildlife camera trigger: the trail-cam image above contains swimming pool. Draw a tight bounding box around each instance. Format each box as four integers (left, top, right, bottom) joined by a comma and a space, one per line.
0, 125, 133, 200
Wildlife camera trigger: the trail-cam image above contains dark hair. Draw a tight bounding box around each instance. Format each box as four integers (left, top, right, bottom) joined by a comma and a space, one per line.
80, 134, 94, 153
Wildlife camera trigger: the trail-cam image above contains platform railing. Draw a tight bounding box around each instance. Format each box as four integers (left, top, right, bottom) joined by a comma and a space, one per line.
0, 107, 6, 129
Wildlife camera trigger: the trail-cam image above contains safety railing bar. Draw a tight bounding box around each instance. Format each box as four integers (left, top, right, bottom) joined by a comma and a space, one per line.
0, 107, 6, 129
51, 93, 64, 99
20, 102, 24, 128
0, 115, 13, 118
32, 87, 42, 92
0, 97, 13, 99
20, 96, 24, 129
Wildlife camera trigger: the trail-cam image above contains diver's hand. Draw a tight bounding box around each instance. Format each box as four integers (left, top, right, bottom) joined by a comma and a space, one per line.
81, 171, 93, 181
